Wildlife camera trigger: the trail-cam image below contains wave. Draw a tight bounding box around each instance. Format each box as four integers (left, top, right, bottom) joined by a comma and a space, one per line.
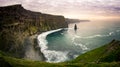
116, 30, 120, 32
79, 31, 115, 39
70, 30, 117, 51
37, 28, 120, 62
83, 29, 120, 39
73, 42, 88, 50
37, 29, 69, 63
72, 35, 88, 51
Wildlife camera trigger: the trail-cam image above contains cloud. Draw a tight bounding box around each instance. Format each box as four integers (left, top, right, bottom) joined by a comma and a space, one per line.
0, 0, 120, 19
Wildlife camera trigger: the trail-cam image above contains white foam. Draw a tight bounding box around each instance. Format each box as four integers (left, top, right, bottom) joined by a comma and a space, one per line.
71, 33, 81, 42
73, 55, 79, 59
43, 50, 69, 63
37, 29, 69, 63
72, 35, 88, 51
74, 42, 88, 50
80, 31, 115, 39
116, 30, 120, 32
84, 34, 106, 38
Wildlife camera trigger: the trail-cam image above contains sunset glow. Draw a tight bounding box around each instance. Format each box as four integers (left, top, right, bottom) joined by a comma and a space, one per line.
0, 0, 120, 20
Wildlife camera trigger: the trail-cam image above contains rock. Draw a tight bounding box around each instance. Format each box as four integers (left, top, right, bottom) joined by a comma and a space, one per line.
0, 4, 68, 61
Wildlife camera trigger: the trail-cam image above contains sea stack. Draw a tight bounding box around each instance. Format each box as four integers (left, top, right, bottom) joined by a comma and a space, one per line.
74, 24, 77, 30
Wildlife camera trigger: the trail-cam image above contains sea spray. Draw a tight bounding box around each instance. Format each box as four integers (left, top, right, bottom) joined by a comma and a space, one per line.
37, 29, 69, 63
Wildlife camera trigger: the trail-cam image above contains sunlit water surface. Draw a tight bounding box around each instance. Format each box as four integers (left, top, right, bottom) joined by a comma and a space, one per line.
38, 20, 120, 62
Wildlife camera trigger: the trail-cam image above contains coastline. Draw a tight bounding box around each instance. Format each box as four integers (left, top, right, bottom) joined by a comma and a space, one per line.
24, 28, 64, 61
23, 34, 46, 61
0, 4, 68, 62
37, 28, 64, 62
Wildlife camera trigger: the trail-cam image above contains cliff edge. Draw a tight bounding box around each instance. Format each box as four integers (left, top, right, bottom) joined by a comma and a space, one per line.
0, 4, 68, 61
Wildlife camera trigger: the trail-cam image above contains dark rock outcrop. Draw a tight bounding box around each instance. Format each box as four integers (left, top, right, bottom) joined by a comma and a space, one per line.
0, 4, 68, 61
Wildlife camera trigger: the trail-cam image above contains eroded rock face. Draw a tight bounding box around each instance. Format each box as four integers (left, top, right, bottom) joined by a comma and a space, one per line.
0, 4, 68, 61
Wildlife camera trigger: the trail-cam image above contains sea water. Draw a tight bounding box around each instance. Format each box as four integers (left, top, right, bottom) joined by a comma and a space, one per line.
38, 20, 120, 63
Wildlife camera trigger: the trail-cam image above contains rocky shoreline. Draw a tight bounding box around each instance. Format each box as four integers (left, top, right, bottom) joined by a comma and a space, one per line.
23, 34, 46, 61
0, 4, 68, 61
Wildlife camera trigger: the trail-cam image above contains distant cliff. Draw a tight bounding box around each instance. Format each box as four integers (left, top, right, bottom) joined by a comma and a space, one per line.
0, 4, 68, 60
66, 18, 90, 24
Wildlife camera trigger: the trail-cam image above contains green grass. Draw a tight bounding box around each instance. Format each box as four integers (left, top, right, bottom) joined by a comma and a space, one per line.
70, 44, 107, 63
0, 40, 120, 67
1, 55, 120, 67
0, 52, 62, 67
70, 40, 120, 63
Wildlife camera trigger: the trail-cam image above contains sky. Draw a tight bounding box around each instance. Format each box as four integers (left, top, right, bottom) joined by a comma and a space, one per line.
0, 0, 120, 20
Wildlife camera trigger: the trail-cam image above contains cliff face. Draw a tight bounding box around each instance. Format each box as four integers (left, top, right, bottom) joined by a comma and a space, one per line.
0, 4, 67, 32
0, 4, 68, 60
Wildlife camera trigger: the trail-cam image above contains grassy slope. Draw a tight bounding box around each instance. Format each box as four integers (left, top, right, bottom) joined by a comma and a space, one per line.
70, 44, 107, 63
0, 54, 120, 67
71, 40, 120, 63
0, 40, 120, 67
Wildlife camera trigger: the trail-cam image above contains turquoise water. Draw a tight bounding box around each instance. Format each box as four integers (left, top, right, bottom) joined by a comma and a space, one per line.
38, 20, 120, 62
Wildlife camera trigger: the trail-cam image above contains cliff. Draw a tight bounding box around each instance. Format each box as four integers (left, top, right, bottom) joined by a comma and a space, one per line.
0, 4, 68, 60
0, 40, 120, 67
65, 18, 90, 24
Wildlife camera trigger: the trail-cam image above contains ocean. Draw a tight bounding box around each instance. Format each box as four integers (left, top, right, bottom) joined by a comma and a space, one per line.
38, 20, 120, 63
